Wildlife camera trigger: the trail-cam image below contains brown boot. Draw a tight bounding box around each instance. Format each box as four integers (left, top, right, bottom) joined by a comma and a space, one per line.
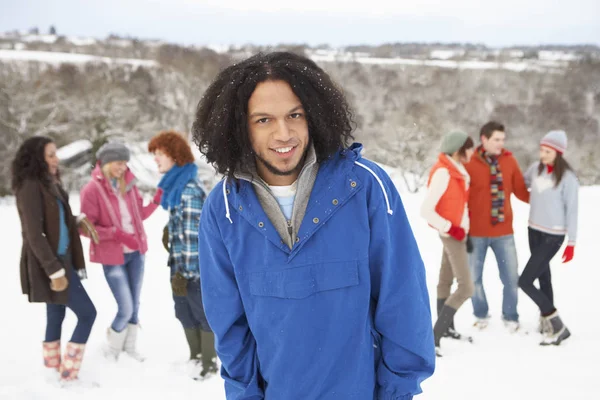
43, 341, 61, 371
59, 342, 86, 381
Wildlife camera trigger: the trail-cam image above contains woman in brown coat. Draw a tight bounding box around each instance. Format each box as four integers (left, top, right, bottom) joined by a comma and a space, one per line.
13, 136, 99, 384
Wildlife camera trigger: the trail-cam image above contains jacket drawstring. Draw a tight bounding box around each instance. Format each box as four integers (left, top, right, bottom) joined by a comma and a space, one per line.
354, 161, 393, 215
223, 177, 233, 224
221, 163, 392, 220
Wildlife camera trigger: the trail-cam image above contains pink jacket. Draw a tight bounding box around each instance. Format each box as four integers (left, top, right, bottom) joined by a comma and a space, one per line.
80, 164, 158, 265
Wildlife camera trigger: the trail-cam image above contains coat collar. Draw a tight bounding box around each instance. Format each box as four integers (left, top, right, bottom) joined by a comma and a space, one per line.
224, 145, 363, 259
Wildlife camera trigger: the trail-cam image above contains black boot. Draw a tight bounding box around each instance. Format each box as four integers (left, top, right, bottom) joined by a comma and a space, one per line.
184, 327, 202, 361
433, 305, 458, 356
438, 298, 471, 341
540, 311, 571, 346
437, 298, 455, 336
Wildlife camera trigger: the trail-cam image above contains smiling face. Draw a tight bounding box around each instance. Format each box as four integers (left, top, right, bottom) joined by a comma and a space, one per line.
481, 130, 505, 156
247, 80, 309, 186
107, 160, 128, 179
539, 145, 558, 166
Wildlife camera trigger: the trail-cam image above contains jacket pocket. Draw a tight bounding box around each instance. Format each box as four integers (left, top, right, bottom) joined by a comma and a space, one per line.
248, 260, 359, 299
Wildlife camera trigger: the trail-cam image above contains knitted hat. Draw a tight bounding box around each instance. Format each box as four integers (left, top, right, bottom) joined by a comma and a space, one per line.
540, 130, 567, 154
96, 142, 130, 166
440, 130, 469, 154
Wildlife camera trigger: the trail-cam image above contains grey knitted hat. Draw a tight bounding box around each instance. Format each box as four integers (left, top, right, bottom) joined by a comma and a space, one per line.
541, 130, 567, 154
440, 130, 469, 154
96, 142, 130, 166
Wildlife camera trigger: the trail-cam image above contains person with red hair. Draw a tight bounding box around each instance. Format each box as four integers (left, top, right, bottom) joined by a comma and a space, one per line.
521, 130, 578, 346
148, 130, 217, 379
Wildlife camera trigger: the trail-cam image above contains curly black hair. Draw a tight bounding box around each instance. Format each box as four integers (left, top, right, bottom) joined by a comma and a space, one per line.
11, 136, 56, 192
191, 51, 355, 178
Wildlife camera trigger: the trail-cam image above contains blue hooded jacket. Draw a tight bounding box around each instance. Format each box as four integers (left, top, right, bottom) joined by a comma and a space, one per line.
199, 144, 435, 400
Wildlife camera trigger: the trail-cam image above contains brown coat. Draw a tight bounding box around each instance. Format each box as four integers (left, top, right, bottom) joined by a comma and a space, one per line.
16, 179, 86, 304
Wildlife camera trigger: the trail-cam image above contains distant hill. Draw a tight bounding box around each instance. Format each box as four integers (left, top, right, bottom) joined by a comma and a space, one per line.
1, 32, 599, 195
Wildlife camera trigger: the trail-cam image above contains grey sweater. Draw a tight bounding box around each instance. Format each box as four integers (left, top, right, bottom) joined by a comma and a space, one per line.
524, 162, 579, 244
234, 145, 319, 249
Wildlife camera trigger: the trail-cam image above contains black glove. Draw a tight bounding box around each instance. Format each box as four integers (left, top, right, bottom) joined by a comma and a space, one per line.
162, 224, 170, 251
466, 235, 473, 254
171, 272, 188, 297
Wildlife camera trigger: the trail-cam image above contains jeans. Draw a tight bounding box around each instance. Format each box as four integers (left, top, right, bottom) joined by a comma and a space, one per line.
46, 266, 97, 344
103, 251, 145, 332
173, 278, 211, 332
518, 228, 564, 315
469, 235, 520, 322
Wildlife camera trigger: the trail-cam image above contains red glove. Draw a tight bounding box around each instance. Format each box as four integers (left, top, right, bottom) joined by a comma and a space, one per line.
447, 225, 466, 241
562, 245, 574, 263
114, 229, 140, 250
153, 188, 164, 205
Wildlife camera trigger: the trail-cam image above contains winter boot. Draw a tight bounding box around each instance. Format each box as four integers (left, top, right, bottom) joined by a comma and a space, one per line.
184, 327, 202, 362
105, 327, 128, 361
59, 342, 85, 381
540, 311, 571, 346
437, 299, 452, 335
502, 317, 520, 333
473, 316, 490, 330
538, 315, 551, 334
433, 305, 457, 356
199, 330, 218, 379
437, 298, 471, 341
43, 340, 61, 371
123, 323, 145, 362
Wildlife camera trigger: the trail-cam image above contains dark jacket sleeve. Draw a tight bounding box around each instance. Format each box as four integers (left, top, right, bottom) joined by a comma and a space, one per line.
17, 180, 63, 277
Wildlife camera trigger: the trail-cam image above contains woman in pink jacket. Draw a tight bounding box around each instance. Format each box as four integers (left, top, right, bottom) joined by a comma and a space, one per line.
80, 142, 161, 362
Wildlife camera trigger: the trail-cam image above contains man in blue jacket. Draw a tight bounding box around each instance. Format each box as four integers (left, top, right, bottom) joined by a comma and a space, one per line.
192, 51, 435, 400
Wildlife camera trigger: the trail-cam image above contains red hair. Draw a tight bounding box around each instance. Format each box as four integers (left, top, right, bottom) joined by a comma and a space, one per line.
148, 130, 195, 166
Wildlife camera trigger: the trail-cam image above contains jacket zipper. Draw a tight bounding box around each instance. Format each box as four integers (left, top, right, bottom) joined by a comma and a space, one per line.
287, 220, 293, 244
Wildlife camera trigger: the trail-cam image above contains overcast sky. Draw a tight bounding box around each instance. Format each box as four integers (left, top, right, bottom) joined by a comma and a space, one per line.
2, 0, 599, 47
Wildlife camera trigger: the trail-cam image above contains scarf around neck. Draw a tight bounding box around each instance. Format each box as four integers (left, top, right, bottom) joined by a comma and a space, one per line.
477, 146, 505, 225
158, 163, 198, 210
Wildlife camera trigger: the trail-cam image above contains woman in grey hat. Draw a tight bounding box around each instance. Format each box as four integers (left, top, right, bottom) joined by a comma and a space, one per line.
521, 130, 578, 346
421, 131, 476, 356
79, 142, 162, 361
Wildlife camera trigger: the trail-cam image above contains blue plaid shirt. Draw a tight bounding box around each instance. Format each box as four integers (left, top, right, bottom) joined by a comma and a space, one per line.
168, 178, 206, 279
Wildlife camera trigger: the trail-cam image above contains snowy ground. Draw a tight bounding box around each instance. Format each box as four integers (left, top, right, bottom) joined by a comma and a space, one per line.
1, 185, 599, 399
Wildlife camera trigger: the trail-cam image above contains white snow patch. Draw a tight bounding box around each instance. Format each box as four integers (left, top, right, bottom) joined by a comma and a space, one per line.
0, 49, 157, 67
309, 53, 567, 72
57, 140, 93, 162
538, 50, 581, 62
430, 49, 464, 60
21, 34, 58, 44
205, 44, 231, 54
67, 37, 98, 46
